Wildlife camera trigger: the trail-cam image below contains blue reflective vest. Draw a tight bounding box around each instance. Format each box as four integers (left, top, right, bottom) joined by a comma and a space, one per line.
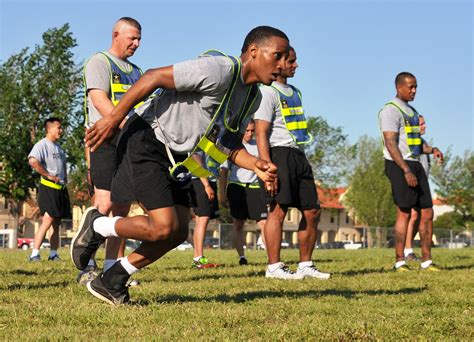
384, 101, 422, 158
272, 84, 313, 144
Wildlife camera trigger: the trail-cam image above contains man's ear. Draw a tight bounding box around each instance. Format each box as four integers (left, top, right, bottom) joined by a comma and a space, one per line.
249, 44, 259, 59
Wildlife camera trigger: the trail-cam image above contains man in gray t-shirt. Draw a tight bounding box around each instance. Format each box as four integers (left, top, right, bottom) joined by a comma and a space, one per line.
28, 118, 71, 262
378, 72, 443, 271
254, 47, 330, 280
219, 120, 268, 265
73, 26, 287, 305
81, 17, 143, 281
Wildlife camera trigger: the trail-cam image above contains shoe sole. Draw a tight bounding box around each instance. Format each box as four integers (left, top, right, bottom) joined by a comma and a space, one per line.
86, 280, 122, 306
70, 206, 97, 270
265, 274, 304, 280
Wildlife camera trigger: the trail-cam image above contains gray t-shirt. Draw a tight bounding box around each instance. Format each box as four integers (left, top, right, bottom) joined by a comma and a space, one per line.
221, 140, 259, 183
253, 82, 298, 149
84, 51, 140, 125
28, 138, 67, 184
135, 55, 261, 154
378, 97, 419, 161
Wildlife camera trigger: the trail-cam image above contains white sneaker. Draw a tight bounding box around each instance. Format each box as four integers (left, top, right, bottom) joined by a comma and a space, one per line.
265, 263, 304, 280
296, 264, 331, 280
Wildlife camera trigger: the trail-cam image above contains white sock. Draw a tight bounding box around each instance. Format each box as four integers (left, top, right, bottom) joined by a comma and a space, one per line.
93, 217, 120, 237
240, 255, 247, 259
395, 260, 406, 268
49, 250, 58, 257
31, 249, 40, 257
103, 259, 117, 272
420, 260, 432, 268
267, 262, 284, 272
193, 256, 203, 262
298, 261, 313, 269
119, 257, 139, 275
404, 248, 414, 257
87, 259, 96, 267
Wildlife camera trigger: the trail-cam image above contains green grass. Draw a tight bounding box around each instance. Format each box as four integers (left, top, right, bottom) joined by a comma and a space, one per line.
1, 248, 473, 340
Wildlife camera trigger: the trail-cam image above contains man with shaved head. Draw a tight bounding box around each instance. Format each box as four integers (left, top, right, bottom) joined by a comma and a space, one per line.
378, 72, 443, 272
80, 17, 143, 284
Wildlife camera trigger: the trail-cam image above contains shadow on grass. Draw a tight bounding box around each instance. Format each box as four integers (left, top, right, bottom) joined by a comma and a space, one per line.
130, 286, 427, 306
4, 280, 70, 291
336, 267, 387, 276
441, 264, 474, 271
160, 270, 263, 282
1, 269, 38, 276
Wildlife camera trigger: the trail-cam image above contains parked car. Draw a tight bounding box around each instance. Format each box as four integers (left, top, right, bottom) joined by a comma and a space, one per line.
18, 237, 34, 250
318, 241, 345, 249
175, 241, 193, 251
125, 239, 140, 251
204, 237, 219, 249
342, 240, 362, 250
256, 237, 290, 250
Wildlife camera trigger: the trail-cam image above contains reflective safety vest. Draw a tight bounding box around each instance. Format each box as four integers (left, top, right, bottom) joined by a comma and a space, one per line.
383, 101, 422, 158
168, 50, 259, 182
272, 84, 313, 144
83, 52, 143, 125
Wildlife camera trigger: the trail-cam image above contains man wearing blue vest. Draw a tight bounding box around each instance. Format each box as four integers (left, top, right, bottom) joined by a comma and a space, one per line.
254, 47, 330, 280
378, 72, 443, 272
80, 17, 143, 284
73, 26, 286, 305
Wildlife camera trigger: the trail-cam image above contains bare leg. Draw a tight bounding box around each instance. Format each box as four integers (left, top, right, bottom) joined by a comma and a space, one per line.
257, 219, 266, 246
394, 207, 411, 262
298, 208, 320, 262
49, 218, 61, 250
232, 218, 246, 257
264, 203, 287, 264
105, 203, 131, 260
124, 205, 191, 269
193, 215, 210, 258
418, 208, 434, 262
33, 212, 55, 250
405, 208, 420, 250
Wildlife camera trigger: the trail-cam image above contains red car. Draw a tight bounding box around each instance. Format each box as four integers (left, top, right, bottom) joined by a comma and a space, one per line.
17, 238, 34, 250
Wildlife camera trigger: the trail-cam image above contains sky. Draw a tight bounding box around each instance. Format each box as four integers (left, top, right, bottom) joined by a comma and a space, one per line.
1, 0, 472, 157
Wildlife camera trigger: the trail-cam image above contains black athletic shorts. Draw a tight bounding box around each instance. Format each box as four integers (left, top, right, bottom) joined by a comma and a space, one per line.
385, 159, 433, 209
111, 114, 190, 210
227, 183, 267, 221
38, 184, 72, 219
90, 133, 119, 191
189, 179, 219, 219
262, 146, 320, 210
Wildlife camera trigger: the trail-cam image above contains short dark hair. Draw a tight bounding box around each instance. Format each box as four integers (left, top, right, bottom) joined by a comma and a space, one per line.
395, 72, 416, 86
241, 26, 289, 53
118, 17, 142, 31
44, 117, 61, 131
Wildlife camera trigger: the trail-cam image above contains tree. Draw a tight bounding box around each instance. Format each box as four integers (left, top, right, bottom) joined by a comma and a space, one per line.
304, 116, 356, 187
433, 211, 464, 230
431, 149, 473, 229
344, 136, 396, 247
0, 24, 86, 215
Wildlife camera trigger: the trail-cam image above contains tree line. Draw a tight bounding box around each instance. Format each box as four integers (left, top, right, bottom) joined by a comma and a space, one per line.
0, 24, 472, 232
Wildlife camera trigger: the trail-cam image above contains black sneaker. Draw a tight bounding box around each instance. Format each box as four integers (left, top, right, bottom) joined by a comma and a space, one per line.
70, 207, 106, 270
239, 257, 248, 265
48, 255, 61, 261
87, 274, 130, 306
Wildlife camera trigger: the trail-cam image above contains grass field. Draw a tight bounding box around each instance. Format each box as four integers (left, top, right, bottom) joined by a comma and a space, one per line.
0, 247, 473, 340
